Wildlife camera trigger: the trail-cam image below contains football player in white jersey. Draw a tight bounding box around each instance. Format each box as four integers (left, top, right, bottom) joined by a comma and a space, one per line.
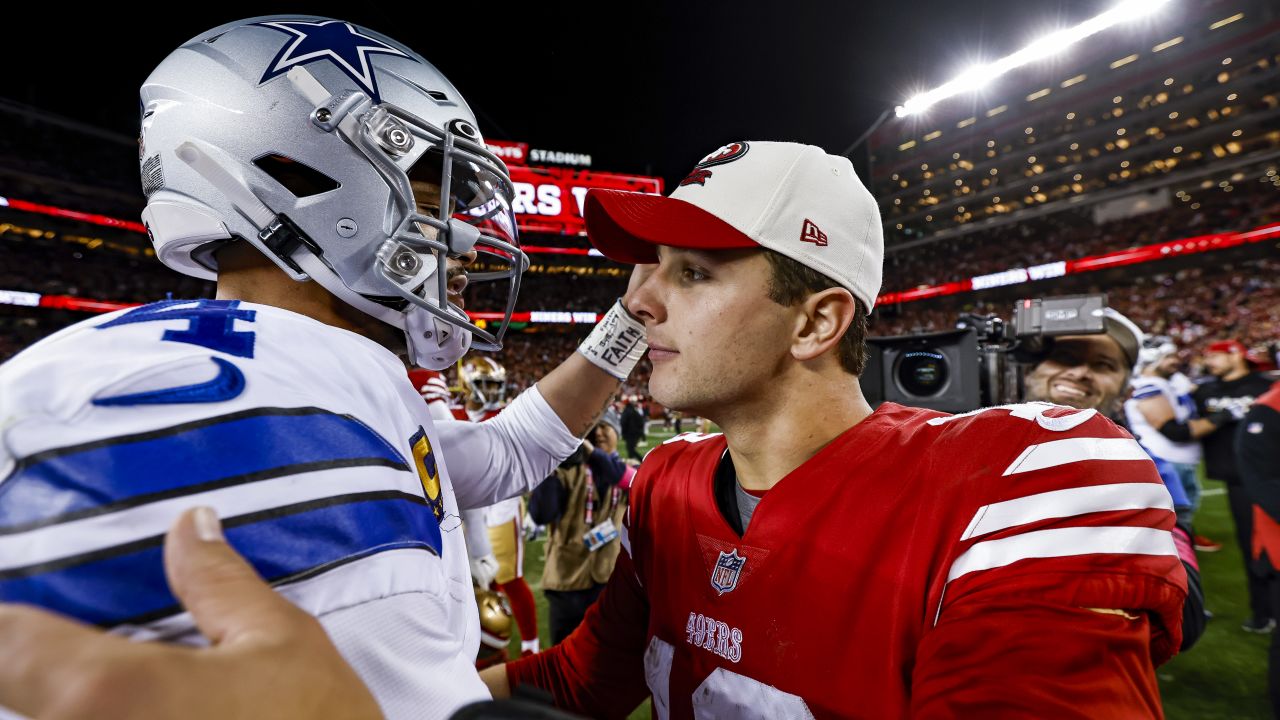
1124, 338, 1210, 526
0, 15, 645, 720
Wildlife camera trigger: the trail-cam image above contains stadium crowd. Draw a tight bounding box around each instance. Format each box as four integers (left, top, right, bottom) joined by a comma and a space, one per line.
3, 199, 1276, 385
882, 168, 1280, 292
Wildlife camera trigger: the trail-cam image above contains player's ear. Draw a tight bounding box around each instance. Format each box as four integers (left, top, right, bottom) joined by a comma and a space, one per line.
791, 287, 855, 364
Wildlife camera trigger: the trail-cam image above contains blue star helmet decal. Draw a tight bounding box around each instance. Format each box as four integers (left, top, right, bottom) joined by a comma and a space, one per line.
254, 19, 414, 104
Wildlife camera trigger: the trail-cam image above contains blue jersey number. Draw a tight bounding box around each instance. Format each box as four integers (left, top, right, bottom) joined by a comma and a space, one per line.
99, 299, 257, 358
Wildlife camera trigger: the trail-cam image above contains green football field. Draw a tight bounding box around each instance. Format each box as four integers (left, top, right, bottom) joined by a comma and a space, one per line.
508, 429, 1270, 718
1157, 476, 1271, 719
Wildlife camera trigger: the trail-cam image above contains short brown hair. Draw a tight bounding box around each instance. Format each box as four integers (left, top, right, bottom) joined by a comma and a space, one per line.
762, 250, 869, 375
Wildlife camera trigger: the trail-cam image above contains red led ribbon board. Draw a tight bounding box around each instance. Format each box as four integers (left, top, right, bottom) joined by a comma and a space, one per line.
508, 166, 663, 236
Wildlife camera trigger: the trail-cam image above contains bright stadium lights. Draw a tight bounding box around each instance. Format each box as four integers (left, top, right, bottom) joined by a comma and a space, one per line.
895, 0, 1174, 117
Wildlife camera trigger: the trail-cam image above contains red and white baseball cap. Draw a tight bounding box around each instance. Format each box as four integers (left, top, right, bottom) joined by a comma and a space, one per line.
1206, 339, 1247, 355
584, 141, 885, 309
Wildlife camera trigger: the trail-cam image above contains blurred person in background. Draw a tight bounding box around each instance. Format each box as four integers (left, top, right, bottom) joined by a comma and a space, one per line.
1236, 378, 1280, 715
1022, 309, 1139, 419
1195, 340, 1277, 634
1124, 338, 1219, 549
620, 395, 646, 461
528, 410, 632, 645
461, 357, 541, 657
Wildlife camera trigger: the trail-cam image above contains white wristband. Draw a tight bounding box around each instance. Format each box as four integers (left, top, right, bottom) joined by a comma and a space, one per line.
578, 299, 648, 381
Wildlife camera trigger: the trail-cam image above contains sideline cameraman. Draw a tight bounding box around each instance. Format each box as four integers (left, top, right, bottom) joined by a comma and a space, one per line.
1024, 309, 1206, 651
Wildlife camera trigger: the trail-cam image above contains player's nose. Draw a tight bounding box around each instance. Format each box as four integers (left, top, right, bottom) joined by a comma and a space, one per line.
626, 266, 665, 326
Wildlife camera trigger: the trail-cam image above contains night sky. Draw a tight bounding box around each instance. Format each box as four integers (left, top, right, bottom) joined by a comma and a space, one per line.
6, 0, 1116, 188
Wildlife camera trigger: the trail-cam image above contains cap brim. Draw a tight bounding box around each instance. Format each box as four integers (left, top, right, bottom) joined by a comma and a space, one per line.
584, 189, 758, 263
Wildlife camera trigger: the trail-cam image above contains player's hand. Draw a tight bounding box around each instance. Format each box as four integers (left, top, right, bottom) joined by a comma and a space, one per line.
621, 264, 656, 319
470, 552, 501, 589
0, 508, 381, 720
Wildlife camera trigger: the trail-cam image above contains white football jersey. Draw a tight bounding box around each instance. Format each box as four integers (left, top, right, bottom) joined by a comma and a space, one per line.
0, 299, 579, 719
1124, 375, 1202, 465
461, 407, 526, 528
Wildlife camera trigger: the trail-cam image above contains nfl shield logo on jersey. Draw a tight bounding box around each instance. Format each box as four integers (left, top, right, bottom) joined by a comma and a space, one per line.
710, 549, 747, 595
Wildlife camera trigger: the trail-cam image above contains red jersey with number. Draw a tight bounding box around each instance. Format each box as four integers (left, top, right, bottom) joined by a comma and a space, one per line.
507, 402, 1187, 718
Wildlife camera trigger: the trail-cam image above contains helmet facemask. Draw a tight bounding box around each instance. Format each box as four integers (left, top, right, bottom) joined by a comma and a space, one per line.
139, 18, 529, 372
290, 68, 528, 367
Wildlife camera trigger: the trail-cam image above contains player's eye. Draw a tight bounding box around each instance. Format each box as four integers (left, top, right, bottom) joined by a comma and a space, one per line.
681, 266, 709, 282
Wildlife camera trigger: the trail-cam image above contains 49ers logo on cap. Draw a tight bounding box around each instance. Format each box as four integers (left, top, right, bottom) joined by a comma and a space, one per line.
679, 141, 750, 187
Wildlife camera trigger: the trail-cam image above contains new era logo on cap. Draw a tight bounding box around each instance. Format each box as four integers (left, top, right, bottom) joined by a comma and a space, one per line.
800, 219, 828, 247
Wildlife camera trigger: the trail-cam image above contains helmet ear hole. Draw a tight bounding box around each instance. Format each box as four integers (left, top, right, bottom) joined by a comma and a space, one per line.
253, 154, 340, 197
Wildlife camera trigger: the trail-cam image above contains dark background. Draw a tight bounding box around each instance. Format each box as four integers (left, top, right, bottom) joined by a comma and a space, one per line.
5, 0, 1117, 186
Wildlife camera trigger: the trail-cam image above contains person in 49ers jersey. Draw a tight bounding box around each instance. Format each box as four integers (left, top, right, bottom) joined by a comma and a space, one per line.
460, 356, 542, 656
482, 141, 1188, 718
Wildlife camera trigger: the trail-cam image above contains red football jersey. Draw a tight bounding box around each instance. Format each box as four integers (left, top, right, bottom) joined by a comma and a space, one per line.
507, 402, 1187, 719
407, 368, 450, 407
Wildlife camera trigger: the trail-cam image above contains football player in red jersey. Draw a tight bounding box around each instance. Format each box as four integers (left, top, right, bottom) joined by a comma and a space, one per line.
482, 141, 1188, 718
459, 356, 542, 657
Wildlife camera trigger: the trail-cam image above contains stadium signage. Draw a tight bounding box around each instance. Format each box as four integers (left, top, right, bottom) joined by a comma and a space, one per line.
971, 268, 1028, 290
528, 148, 592, 167
0, 289, 40, 307
485, 140, 593, 168
508, 166, 663, 236
970, 261, 1066, 291
485, 139, 528, 165
528, 311, 602, 324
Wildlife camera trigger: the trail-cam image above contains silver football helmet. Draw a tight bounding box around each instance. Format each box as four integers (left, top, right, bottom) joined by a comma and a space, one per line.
138, 16, 528, 369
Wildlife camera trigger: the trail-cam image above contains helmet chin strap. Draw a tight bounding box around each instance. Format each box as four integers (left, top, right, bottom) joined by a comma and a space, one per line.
291, 246, 471, 370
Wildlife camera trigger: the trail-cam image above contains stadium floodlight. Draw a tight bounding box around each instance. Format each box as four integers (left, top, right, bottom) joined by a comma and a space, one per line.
895, 0, 1173, 117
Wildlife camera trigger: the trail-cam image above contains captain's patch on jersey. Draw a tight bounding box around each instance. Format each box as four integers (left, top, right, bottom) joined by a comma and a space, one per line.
409, 426, 446, 523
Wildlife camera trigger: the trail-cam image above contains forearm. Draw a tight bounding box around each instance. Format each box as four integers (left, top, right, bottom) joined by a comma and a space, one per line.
912, 602, 1166, 717
442, 386, 582, 510
538, 298, 648, 437
481, 663, 510, 699
1156, 416, 1218, 441
462, 508, 492, 557
503, 554, 652, 716
586, 448, 627, 486
1188, 417, 1219, 439
536, 353, 623, 438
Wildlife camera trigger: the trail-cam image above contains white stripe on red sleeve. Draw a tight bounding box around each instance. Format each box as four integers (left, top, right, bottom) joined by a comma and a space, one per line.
947, 525, 1177, 584
1002, 437, 1149, 476
960, 483, 1174, 541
